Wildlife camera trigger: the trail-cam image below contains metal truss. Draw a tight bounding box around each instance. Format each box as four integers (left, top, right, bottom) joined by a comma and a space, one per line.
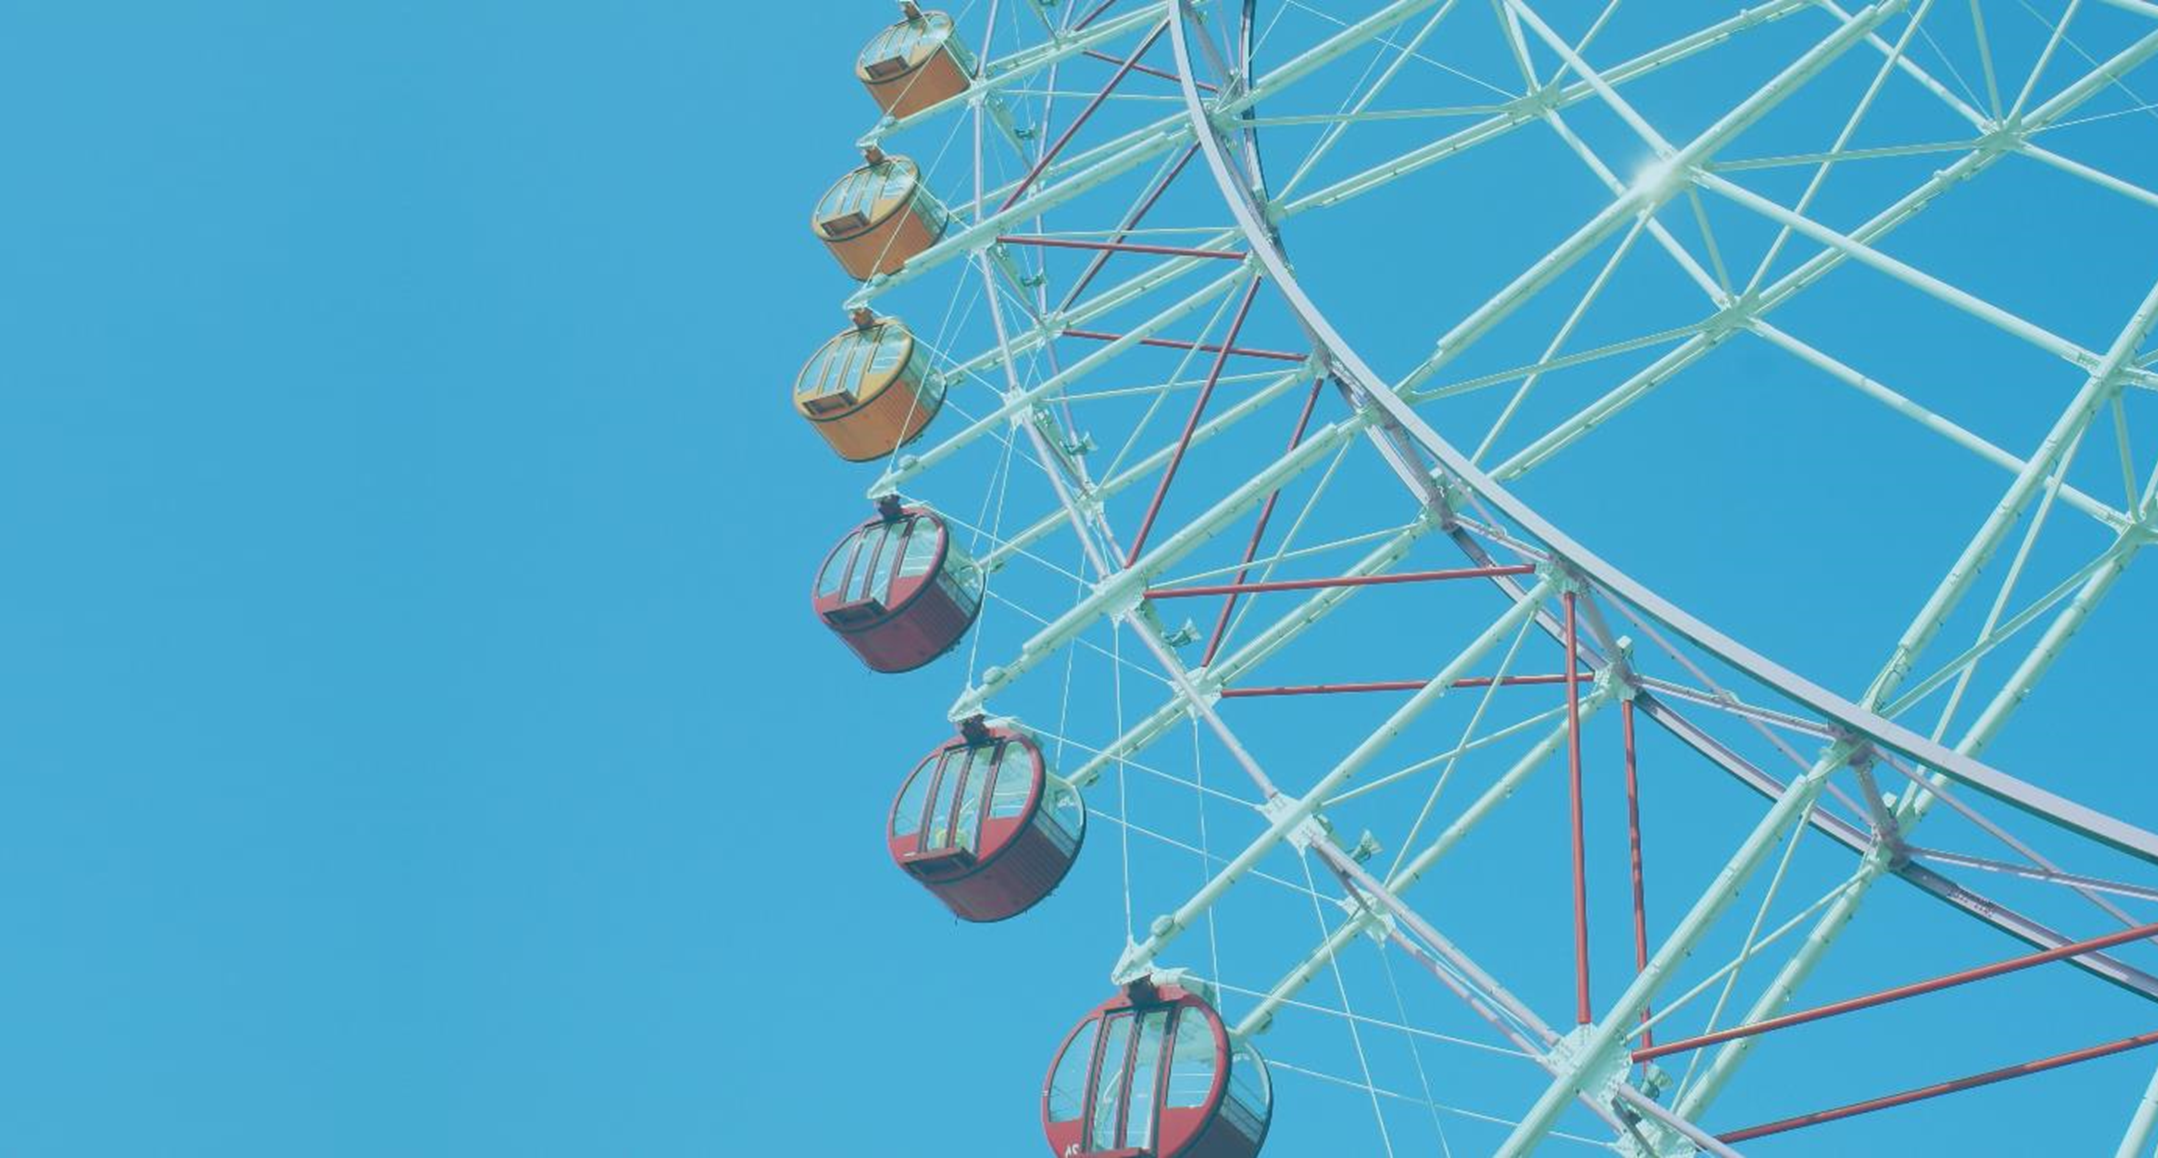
822, 0, 2158, 1151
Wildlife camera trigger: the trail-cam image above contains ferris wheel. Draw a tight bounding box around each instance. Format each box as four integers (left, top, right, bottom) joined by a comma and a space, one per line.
790, 1, 2158, 1153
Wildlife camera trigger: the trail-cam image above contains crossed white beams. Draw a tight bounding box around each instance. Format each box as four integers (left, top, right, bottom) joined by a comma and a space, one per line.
1394, 20, 2158, 545
1428, 6, 2158, 1149
914, 4, 2158, 1147
871, 0, 1840, 482
1069, 0, 2158, 1147
877, 0, 2158, 515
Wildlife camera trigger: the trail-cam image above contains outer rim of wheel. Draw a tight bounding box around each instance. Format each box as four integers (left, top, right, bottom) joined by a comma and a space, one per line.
1162, 0, 2158, 870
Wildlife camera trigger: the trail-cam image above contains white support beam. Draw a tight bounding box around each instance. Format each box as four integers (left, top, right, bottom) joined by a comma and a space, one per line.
1061, 518, 1435, 787
1398, 0, 1904, 387
948, 411, 1374, 719
1697, 169, 2103, 370
1216, 0, 1452, 119
874, 263, 1251, 493
2020, 142, 2158, 211
1821, 0, 1993, 131
2120, 1057, 2158, 1158
1280, 0, 1816, 219
1863, 272, 2158, 709
860, 3, 1176, 145
1675, 525, 2156, 1122
1753, 320, 2132, 529
849, 120, 1196, 308
1237, 694, 1605, 1037
1111, 576, 1558, 981
1487, 25, 2158, 483
1495, 744, 1857, 1156
981, 361, 1324, 570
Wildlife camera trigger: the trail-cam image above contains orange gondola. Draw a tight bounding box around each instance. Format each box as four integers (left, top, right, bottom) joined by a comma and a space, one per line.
793, 310, 945, 461
811, 148, 948, 281
857, 5, 973, 119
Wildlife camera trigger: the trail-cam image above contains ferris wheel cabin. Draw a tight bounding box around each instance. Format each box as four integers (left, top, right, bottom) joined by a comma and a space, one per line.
1043, 980, 1273, 1158
889, 723, 1085, 922
793, 310, 945, 461
857, 5, 973, 119
812, 149, 948, 281
812, 500, 982, 673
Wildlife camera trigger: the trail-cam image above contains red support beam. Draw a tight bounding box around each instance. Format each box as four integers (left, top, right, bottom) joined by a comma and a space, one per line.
1636, 917, 2158, 1063
1567, 592, 1591, 1026
1219, 675, 1571, 698
1000, 21, 1168, 212
1718, 1028, 2158, 1144
1124, 278, 1264, 565
1200, 376, 1327, 668
1623, 698, 1653, 1052
1082, 48, 1219, 91
1056, 145, 1200, 312
1060, 327, 1308, 363
1073, 0, 1119, 30
999, 235, 1246, 261
1146, 564, 1538, 600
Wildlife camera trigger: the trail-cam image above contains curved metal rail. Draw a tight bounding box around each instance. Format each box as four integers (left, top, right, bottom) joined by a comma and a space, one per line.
1164, 0, 2158, 866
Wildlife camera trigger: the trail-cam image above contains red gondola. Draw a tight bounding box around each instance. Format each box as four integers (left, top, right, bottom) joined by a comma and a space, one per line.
1043, 979, 1273, 1158
889, 722, 1085, 922
812, 499, 982, 673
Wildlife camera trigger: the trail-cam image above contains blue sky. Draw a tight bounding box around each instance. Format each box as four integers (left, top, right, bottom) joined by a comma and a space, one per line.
4, 2, 2157, 1155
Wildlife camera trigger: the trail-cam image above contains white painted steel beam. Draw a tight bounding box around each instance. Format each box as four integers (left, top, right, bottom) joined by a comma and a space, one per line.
861, 3, 1176, 145
1672, 275, 2158, 1121
1697, 169, 2103, 370
948, 411, 1372, 720
980, 361, 1324, 570
1110, 576, 1558, 980
1753, 320, 2132, 529
2121, 1058, 2158, 1158
1150, 9, 2158, 1145
1062, 518, 1435, 786
874, 264, 1251, 493
1236, 696, 1604, 1038
1863, 273, 2158, 712
1395, 0, 1904, 388
1180, 0, 2158, 857
1496, 745, 1857, 1155
1279, 0, 1816, 220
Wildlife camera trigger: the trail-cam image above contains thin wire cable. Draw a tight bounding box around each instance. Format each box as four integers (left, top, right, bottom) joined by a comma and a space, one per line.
1378, 942, 1457, 1157
1673, 789, 1826, 1104
1265, 1061, 1618, 1149
1383, 610, 1541, 880
1301, 854, 1398, 1156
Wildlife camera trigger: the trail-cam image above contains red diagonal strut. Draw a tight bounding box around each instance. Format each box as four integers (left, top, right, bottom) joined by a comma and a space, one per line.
1624, 698, 1653, 1052
1073, 0, 1120, 30
1636, 917, 2158, 1063
1219, 675, 1571, 698
1055, 145, 1201, 312
999, 20, 1168, 212
1719, 1028, 2158, 1144
1568, 591, 1591, 1026
999, 235, 1246, 260
1060, 327, 1308, 364
1082, 48, 1219, 91
1200, 375, 1326, 668
1123, 277, 1264, 565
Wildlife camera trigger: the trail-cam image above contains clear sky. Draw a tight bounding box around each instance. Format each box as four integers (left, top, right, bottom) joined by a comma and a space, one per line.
4, 2, 2156, 1156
